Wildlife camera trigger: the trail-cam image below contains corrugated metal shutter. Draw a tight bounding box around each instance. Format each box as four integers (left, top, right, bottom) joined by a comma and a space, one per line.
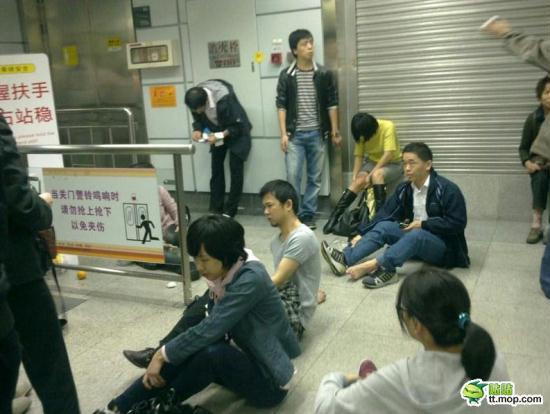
356, 0, 550, 173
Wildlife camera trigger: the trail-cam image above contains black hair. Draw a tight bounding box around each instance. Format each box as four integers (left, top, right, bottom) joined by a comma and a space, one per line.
186, 214, 247, 269
129, 162, 154, 169
350, 112, 379, 143
259, 179, 299, 214
396, 269, 496, 380
184, 87, 208, 110
288, 29, 313, 57
402, 142, 433, 163
535, 76, 550, 100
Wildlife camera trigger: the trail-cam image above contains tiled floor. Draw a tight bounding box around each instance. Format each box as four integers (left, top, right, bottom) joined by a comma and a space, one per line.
23, 216, 549, 414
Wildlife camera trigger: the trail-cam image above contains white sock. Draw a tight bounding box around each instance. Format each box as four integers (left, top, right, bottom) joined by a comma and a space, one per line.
533, 211, 542, 229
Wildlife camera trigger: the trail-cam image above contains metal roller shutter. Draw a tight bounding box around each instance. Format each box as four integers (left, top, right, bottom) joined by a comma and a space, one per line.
356, 0, 550, 173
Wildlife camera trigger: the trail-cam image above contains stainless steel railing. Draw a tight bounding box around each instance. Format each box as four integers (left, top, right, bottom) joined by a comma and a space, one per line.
56, 107, 138, 167
19, 143, 196, 305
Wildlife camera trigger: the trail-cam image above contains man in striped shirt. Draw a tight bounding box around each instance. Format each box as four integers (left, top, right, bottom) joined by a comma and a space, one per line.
276, 29, 340, 230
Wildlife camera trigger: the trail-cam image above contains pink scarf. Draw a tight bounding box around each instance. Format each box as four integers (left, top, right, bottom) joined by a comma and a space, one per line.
206, 248, 259, 303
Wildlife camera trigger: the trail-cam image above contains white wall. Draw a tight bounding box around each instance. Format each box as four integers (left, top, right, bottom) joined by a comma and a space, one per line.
133, 0, 328, 196
132, 0, 195, 190
0, 0, 24, 55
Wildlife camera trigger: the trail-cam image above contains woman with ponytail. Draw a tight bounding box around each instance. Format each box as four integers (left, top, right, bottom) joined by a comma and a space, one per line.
315, 269, 511, 413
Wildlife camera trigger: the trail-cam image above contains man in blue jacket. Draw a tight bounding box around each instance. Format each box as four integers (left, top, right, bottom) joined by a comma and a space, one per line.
322, 142, 470, 289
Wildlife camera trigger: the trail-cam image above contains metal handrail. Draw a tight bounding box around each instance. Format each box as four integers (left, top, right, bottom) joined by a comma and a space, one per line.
19, 144, 195, 305
56, 107, 136, 144
21, 144, 194, 155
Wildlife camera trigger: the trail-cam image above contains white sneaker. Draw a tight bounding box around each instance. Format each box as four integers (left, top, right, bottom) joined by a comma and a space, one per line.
321, 241, 347, 276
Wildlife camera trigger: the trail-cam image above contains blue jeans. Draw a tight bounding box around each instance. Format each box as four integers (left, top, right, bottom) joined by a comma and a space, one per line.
343, 221, 447, 272
540, 243, 550, 298
112, 342, 287, 412
285, 130, 325, 220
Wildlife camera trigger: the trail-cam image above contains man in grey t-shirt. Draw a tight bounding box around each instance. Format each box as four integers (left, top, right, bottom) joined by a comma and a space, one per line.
271, 221, 321, 329
261, 179, 321, 337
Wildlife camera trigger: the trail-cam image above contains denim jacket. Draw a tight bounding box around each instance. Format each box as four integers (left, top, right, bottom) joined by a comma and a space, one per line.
164, 260, 301, 386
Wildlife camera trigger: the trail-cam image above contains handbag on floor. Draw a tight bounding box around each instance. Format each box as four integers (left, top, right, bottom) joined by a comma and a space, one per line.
126, 388, 213, 414
328, 190, 371, 238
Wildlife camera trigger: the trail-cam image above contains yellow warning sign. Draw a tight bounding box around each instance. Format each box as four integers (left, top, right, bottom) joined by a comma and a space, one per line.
0, 63, 36, 74
150, 85, 177, 108
254, 51, 265, 64
107, 37, 122, 52
62, 45, 79, 66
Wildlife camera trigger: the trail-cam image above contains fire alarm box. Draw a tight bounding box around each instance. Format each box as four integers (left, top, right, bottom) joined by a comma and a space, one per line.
271, 38, 283, 66
126, 40, 177, 70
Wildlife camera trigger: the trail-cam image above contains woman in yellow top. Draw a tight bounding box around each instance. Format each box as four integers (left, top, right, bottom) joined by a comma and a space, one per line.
351, 112, 402, 210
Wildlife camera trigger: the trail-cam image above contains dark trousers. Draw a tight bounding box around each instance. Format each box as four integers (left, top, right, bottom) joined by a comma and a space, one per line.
530, 169, 550, 213
163, 224, 180, 247
7, 278, 80, 414
210, 145, 244, 217
0, 329, 21, 414
112, 342, 287, 412
159, 289, 210, 346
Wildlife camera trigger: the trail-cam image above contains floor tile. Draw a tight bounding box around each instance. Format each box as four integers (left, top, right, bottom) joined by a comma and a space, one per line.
23, 217, 548, 414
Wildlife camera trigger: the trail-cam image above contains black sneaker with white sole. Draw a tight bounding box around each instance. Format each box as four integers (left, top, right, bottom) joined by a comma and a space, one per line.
362, 269, 398, 289
321, 240, 347, 276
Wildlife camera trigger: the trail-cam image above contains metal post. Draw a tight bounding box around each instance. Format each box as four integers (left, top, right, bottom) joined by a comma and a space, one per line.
123, 107, 138, 164
18, 144, 196, 303
108, 127, 115, 167
173, 154, 192, 305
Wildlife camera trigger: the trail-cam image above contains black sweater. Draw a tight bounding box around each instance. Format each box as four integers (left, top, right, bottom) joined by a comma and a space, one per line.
519, 106, 545, 166
1, 116, 52, 287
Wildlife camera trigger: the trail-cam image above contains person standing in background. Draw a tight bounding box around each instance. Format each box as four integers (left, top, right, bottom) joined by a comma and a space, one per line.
276, 29, 340, 230
185, 80, 252, 218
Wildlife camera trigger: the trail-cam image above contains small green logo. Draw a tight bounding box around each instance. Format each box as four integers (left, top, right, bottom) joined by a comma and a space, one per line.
461, 379, 488, 406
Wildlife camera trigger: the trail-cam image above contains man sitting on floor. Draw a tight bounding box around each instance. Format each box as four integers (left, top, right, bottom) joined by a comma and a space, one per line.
260, 179, 322, 340
123, 180, 322, 368
321, 142, 470, 289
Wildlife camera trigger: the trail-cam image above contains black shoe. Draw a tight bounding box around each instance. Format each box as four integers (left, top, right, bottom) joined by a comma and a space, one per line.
362, 269, 398, 289
93, 401, 120, 414
301, 217, 317, 230
123, 347, 156, 368
373, 184, 386, 213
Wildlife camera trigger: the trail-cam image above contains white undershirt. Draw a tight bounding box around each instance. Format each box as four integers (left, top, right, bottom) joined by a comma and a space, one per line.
412, 175, 430, 221
203, 87, 219, 126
